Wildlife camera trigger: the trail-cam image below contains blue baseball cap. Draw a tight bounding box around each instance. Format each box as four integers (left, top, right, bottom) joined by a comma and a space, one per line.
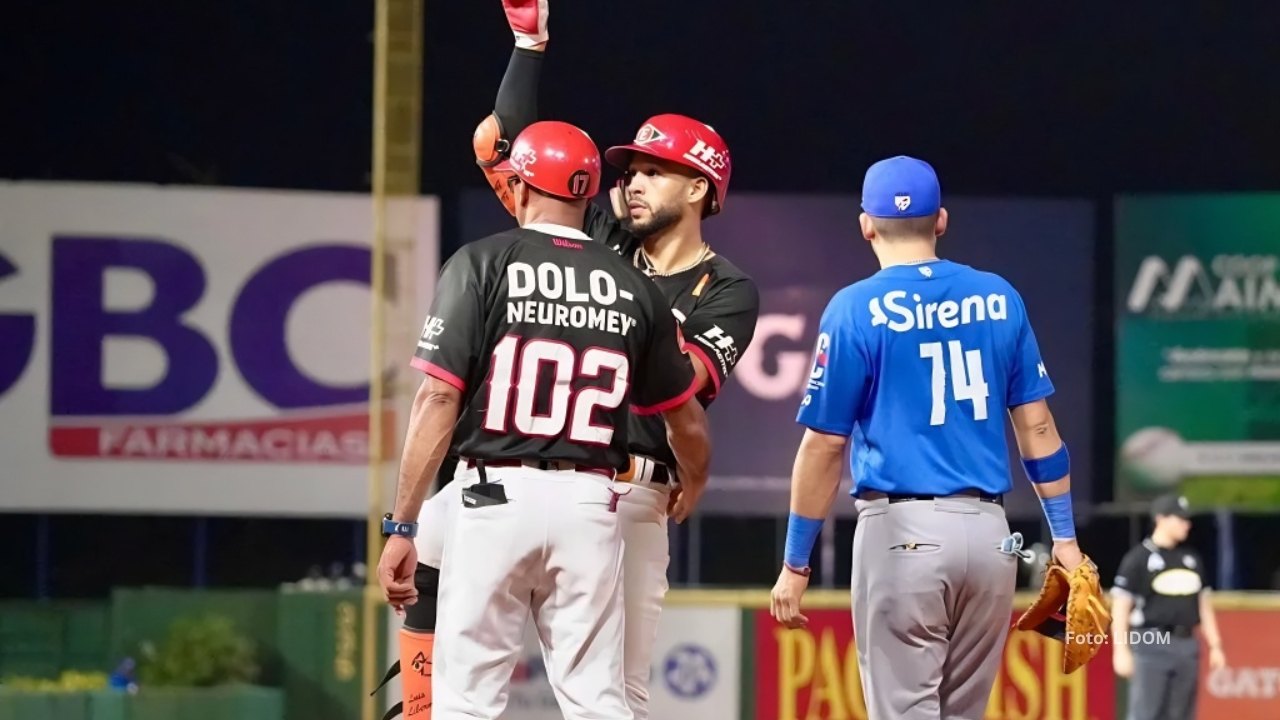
861, 155, 941, 218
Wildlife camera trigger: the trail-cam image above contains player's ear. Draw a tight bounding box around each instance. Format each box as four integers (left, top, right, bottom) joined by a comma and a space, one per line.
858, 213, 876, 242
687, 176, 710, 211
513, 177, 530, 207
508, 178, 531, 224
935, 208, 948, 238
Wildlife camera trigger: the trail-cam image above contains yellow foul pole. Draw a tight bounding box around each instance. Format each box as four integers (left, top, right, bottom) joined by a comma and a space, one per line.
365, 0, 423, 718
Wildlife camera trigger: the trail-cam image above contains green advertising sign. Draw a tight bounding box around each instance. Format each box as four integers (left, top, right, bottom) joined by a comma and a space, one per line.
1115, 195, 1280, 508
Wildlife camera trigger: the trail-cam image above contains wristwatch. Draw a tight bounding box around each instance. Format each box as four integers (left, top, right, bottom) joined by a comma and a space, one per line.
381, 513, 418, 539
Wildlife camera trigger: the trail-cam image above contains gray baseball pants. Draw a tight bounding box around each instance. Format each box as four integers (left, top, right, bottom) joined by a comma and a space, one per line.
1127, 636, 1200, 720
851, 494, 1019, 720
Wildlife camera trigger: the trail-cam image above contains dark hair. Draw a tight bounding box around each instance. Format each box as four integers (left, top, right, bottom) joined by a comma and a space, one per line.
871, 213, 939, 241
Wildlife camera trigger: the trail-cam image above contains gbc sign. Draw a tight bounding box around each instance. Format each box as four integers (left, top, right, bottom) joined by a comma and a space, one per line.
35, 238, 373, 415
0, 183, 438, 516
39, 238, 381, 463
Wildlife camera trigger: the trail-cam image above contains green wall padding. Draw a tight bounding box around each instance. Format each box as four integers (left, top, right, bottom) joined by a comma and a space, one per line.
108, 588, 281, 686
0, 602, 111, 679
276, 590, 384, 720
0, 687, 282, 720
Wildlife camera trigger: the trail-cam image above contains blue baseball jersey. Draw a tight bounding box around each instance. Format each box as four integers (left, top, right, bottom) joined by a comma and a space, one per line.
797, 259, 1054, 496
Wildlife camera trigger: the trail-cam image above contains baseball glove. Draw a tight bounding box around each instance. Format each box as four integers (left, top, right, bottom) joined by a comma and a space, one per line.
1015, 556, 1112, 674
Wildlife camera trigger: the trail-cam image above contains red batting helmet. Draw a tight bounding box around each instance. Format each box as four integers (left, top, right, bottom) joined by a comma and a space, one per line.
495, 120, 602, 200
605, 114, 732, 216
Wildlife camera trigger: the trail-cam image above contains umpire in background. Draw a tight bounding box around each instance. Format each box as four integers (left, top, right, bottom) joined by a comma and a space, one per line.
1111, 493, 1227, 720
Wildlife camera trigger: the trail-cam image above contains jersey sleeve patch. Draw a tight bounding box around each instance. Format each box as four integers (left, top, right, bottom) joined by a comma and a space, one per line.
796, 293, 869, 436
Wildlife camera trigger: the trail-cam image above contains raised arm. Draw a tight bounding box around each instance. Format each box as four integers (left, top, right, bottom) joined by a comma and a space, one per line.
474, 1, 636, 249
473, 2, 549, 217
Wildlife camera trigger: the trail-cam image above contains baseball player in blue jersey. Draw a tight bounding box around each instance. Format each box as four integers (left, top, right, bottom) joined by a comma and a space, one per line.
770, 156, 1098, 720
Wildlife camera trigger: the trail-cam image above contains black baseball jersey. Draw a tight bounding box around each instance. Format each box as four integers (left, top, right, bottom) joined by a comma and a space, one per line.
1113, 538, 1208, 629
411, 223, 697, 471
583, 203, 761, 467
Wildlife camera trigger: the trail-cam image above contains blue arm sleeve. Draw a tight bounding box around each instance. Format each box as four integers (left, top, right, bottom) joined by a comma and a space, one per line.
796, 293, 869, 435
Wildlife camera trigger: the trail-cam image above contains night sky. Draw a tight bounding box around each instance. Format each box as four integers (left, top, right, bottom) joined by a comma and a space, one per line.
12, 3, 1280, 199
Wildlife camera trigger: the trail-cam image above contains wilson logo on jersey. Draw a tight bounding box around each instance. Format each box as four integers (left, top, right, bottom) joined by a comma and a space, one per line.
869, 290, 1008, 333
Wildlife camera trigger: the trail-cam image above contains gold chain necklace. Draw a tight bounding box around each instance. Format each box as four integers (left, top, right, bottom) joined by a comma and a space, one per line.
635, 243, 711, 277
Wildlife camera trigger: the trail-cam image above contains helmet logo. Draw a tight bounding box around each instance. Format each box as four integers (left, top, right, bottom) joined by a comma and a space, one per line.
568, 170, 592, 198
894, 195, 912, 212
682, 139, 727, 181
634, 124, 668, 146
510, 144, 538, 175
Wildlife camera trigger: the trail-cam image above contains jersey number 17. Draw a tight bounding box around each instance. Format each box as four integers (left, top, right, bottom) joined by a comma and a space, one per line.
919, 340, 989, 426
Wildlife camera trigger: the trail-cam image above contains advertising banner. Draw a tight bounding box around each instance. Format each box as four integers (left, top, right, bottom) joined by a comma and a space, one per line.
1115, 195, 1280, 507
1197, 608, 1280, 718
751, 608, 1115, 720
493, 604, 741, 719
459, 190, 1096, 518
649, 605, 741, 719
0, 182, 439, 516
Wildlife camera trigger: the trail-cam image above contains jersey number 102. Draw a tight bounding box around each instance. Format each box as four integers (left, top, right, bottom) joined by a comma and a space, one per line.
483, 335, 630, 444
919, 341, 990, 426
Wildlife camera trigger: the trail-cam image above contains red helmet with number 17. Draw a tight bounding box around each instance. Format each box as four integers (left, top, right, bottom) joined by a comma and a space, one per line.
605, 114, 732, 216
494, 120, 602, 201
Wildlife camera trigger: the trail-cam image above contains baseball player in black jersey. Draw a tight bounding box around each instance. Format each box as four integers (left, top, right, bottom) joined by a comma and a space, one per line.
375, 120, 712, 720
464, 3, 761, 717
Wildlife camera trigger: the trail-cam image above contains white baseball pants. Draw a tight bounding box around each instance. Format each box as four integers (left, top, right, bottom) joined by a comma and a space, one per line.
430, 466, 632, 720
416, 467, 673, 720
614, 483, 670, 720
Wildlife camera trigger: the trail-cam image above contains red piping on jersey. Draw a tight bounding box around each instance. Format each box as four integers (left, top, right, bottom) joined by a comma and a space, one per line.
684, 344, 721, 401
410, 356, 465, 392
631, 374, 700, 416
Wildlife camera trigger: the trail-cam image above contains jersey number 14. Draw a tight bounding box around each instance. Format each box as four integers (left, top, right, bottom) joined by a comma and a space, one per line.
919, 341, 989, 426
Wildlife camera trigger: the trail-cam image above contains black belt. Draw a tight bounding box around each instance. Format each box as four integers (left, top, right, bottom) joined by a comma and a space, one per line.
465, 458, 614, 480
867, 491, 1003, 506
650, 464, 672, 485
1152, 625, 1197, 638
